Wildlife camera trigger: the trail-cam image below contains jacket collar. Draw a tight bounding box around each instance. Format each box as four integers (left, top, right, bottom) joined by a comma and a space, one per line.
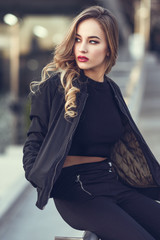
74, 70, 111, 93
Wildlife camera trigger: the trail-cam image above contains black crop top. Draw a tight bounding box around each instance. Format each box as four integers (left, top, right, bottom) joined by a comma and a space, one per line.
68, 75, 124, 158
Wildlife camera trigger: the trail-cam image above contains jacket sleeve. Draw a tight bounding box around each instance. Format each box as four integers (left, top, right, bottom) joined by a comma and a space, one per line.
22, 77, 58, 186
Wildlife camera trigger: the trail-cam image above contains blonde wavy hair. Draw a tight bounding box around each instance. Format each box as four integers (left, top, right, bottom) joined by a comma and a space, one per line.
30, 5, 119, 120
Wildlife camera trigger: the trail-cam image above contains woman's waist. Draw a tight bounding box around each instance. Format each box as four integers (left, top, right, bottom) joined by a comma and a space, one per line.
63, 155, 108, 168
59, 157, 114, 182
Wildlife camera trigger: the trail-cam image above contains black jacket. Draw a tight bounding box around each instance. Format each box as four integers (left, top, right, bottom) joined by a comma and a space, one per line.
23, 73, 160, 210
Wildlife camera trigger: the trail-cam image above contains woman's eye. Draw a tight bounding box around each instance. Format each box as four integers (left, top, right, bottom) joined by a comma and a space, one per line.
75, 38, 81, 42
90, 40, 99, 44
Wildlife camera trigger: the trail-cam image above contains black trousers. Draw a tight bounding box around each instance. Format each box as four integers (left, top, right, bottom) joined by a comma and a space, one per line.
51, 159, 160, 240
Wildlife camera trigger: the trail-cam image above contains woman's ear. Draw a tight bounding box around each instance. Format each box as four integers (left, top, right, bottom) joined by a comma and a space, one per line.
106, 51, 110, 56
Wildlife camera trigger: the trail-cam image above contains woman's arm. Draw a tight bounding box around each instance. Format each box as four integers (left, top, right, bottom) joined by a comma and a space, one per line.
23, 77, 58, 186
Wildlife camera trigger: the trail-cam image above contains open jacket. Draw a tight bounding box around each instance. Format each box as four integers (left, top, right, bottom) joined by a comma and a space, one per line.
23, 73, 160, 210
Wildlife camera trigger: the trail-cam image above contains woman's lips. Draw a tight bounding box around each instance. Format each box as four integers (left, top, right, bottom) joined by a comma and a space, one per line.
77, 56, 89, 62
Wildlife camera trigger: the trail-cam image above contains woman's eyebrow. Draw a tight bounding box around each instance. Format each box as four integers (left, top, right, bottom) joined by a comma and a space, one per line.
76, 33, 101, 40
88, 36, 101, 40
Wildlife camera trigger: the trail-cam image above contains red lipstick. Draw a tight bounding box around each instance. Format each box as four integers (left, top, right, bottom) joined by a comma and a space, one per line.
77, 56, 89, 62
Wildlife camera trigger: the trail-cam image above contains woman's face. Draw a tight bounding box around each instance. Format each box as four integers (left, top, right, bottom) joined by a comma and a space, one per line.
74, 18, 109, 78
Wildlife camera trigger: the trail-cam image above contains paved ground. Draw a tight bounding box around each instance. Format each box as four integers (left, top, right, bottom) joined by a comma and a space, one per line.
0, 146, 28, 219
0, 185, 83, 240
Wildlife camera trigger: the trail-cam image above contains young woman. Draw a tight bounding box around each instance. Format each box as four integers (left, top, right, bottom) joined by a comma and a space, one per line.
23, 6, 160, 240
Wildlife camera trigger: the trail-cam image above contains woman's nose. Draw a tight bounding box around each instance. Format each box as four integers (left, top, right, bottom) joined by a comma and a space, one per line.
79, 43, 88, 53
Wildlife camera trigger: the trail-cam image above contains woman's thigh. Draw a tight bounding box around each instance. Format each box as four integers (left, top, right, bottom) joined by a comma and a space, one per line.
54, 196, 155, 240
118, 191, 160, 240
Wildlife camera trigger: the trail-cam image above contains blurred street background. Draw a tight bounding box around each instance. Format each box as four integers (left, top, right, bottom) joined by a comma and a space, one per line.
0, 0, 160, 239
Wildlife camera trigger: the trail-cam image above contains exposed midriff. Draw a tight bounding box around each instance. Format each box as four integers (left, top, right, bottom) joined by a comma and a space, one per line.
63, 155, 107, 168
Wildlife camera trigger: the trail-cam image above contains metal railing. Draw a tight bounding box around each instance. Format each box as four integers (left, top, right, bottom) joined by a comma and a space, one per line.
55, 231, 99, 240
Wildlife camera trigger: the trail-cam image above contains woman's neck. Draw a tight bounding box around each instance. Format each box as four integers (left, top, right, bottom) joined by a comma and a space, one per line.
83, 70, 104, 83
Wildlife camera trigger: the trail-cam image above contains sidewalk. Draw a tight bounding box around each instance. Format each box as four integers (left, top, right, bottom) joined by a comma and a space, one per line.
0, 145, 28, 220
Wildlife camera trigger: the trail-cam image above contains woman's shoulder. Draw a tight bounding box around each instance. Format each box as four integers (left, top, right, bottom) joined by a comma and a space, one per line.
29, 73, 63, 105
42, 72, 61, 88
48, 72, 61, 83
105, 75, 121, 90
33, 73, 61, 95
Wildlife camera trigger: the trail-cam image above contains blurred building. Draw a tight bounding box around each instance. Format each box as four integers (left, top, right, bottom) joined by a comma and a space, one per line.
0, 0, 134, 95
